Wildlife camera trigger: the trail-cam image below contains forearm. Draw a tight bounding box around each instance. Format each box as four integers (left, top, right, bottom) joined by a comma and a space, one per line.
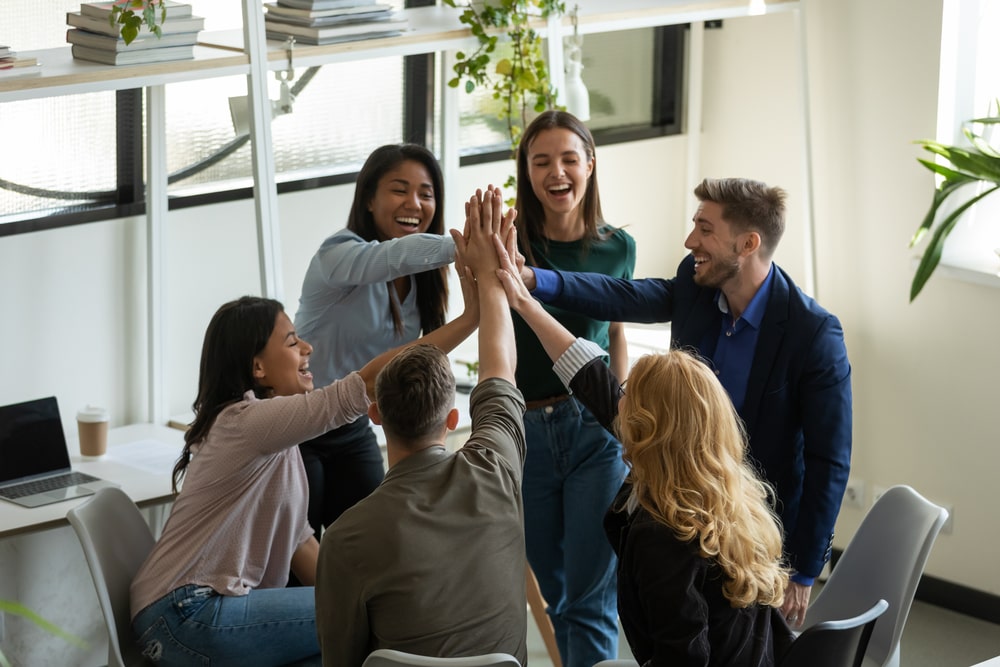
290, 536, 319, 586
608, 322, 629, 381
476, 279, 516, 384
510, 295, 576, 365
319, 233, 455, 286
357, 310, 477, 397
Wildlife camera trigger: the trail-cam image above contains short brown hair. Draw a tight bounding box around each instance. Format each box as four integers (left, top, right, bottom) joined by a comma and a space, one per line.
374, 344, 456, 441
694, 178, 787, 257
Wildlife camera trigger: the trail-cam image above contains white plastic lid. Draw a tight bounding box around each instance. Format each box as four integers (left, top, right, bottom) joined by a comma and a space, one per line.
77, 405, 109, 422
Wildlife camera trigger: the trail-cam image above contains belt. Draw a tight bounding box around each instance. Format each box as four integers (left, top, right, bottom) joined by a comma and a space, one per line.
524, 394, 572, 411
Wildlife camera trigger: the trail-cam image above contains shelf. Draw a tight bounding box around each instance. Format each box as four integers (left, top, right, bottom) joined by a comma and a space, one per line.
197, 0, 801, 72
0, 41, 249, 102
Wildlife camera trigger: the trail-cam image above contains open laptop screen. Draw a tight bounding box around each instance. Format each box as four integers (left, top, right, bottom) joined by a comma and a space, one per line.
0, 396, 71, 484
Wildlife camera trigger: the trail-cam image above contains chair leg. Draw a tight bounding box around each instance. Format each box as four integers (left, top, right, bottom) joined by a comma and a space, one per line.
526, 564, 562, 667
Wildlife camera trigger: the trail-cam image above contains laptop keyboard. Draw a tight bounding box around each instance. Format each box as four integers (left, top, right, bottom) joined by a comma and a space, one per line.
0, 471, 100, 499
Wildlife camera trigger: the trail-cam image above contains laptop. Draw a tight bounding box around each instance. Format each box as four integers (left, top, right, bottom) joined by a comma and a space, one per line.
0, 396, 118, 508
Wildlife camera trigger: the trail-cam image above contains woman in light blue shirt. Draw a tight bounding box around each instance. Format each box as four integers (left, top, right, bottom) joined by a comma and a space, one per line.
293, 144, 454, 542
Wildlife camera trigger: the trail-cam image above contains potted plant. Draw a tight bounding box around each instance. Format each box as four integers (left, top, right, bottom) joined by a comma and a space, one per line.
909, 106, 1000, 301
108, 0, 170, 44
442, 0, 566, 192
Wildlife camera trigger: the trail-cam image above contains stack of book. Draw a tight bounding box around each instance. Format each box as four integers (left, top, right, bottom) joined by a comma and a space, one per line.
66, 0, 206, 66
264, 0, 408, 46
0, 45, 41, 79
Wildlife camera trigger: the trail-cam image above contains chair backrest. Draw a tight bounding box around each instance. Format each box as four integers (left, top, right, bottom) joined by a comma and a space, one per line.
66, 487, 155, 667
362, 649, 521, 667
780, 599, 888, 667
803, 485, 949, 667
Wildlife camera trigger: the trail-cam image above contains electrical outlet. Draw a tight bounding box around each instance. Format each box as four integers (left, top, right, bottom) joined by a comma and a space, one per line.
843, 478, 865, 509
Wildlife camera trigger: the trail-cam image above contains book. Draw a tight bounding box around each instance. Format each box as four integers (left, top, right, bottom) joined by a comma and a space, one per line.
264, 10, 394, 28
67, 28, 199, 51
265, 27, 404, 46
80, 0, 194, 20
71, 43, 194, 65
0, 45, 12, 58
272, 0, 377, 10
0, 59, 42, 79
66, 11, 205, 38
264, 16, 406, 42
0, 55, 39, 69
263, 2, 392, 20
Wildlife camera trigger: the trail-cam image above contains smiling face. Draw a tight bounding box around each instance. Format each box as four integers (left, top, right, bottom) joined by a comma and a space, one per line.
526, 127, 595, 223
367, 159, 437, 241
252, 311, 314, 397
684, 200, 746, 289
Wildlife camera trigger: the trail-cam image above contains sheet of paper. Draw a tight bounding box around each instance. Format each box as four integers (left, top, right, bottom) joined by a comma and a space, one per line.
105, 439, 181, 474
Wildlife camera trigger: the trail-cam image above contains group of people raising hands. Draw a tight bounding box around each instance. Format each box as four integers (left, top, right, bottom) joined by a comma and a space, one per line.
128, 108, 851, 667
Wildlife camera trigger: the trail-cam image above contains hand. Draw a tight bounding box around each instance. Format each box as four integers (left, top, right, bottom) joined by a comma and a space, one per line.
780, 581, 812, 629
449, 228, 480, 322
493, 224, 535, 313
461, 186, 505, 279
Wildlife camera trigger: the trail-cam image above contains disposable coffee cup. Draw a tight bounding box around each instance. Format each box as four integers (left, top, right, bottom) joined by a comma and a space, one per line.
77, 405, 110, 457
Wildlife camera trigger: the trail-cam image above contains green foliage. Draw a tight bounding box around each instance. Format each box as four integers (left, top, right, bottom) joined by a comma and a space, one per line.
108, 0, 167, 45
0, 600, 87, 667
910, 106, 1000, 301
443, 0, 566, 198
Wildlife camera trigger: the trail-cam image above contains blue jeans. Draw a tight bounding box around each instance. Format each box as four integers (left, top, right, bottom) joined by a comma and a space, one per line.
132, 584, 321, 667
523, 397, 626, 667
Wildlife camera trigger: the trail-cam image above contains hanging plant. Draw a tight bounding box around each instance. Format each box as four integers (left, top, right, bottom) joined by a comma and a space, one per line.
443, 0, 566, 193
909, 105, 1000, 301
108, 0, 169, 45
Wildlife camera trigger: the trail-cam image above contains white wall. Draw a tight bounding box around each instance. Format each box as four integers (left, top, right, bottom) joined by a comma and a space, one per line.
3, 0, 999, 661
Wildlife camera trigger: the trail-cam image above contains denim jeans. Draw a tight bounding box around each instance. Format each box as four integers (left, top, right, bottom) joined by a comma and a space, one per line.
523, 397, 626, 667
132, 584, 321, 667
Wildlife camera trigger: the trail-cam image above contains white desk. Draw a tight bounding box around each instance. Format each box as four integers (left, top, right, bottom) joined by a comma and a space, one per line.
0, 423, 183, 539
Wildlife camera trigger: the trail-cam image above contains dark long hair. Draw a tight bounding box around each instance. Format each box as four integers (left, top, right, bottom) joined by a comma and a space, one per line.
346, 143, 449, 336
515, 110, 607, 266
172, 296, 283, 492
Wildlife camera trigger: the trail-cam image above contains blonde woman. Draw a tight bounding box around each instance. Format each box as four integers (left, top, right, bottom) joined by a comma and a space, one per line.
493, 234, 794, 666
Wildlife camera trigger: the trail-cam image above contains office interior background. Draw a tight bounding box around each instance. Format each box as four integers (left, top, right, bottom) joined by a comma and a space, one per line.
2, 0, 999, 664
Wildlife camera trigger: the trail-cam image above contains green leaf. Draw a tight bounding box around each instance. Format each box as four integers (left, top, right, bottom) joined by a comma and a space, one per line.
910, 177, 972, 247
0, 600, 88, 650
465, 80, 475, 94
910, 184, 1000, 301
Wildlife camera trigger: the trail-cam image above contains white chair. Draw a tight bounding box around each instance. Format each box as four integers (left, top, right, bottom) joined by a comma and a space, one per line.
779, 599, 888, 667
362, 649, 520, 667
67, 487, 155, 667
803, 485, 949, 667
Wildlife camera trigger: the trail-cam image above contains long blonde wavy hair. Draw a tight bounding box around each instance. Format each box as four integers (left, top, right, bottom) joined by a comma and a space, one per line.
616, 349, 789, 608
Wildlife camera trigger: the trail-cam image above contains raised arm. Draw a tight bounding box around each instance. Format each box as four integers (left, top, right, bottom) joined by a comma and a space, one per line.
494, 229, 623, 431
453, 186, 517, 384
355, 246, 480, 399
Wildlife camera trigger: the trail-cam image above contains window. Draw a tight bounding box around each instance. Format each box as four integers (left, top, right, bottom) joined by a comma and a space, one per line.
0, 2, 684, 236
931, 0, 1000, 280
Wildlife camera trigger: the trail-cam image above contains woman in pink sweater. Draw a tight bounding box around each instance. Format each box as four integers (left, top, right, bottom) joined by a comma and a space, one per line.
130, 287, 478, 666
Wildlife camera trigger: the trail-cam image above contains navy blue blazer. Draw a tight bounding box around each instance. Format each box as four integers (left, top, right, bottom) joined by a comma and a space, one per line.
540, 254, 852, 579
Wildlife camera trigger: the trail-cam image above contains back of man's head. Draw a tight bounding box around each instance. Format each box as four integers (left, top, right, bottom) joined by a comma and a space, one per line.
375, 344, 456, 442
694, 177, 787, 257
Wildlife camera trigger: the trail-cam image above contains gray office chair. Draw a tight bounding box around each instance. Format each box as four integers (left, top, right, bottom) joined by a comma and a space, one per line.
803, 485, 949, 667
779, 599, 888, 667
67, 487, 155, 667
362, 649, 520, 667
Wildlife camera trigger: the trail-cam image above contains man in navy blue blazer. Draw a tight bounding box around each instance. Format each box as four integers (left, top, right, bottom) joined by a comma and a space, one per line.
522, 177, 852, 628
